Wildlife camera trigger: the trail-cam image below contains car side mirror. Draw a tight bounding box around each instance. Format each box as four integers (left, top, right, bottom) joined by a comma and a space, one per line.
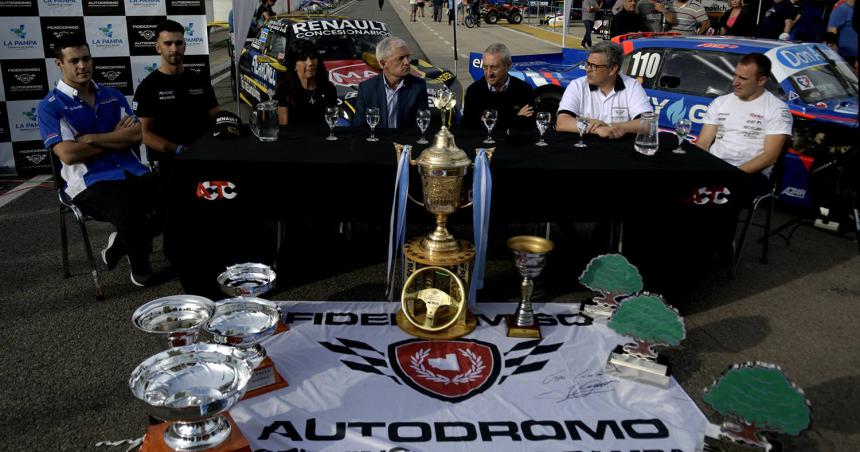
362, 51, 382, 70
658, 75, 681, 89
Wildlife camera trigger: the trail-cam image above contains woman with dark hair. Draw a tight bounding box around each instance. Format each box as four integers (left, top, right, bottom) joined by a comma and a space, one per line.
718, 0, 755, 36
275, 39, 338, 126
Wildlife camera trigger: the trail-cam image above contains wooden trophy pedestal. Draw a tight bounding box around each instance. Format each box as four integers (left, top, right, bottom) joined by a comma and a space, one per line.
140, 414, 250, 452
244, 322, 290, 399
505, 315, 542, 338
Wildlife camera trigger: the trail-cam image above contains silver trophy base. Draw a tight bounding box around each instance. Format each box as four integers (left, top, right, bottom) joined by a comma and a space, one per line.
604, 345, 671, 389
581, 302, 615, 320
164, 416, 231, 451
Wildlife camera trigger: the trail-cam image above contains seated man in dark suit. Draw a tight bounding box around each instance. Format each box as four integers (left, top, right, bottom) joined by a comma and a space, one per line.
462, 42, 535, 132
351, 37, 428, 129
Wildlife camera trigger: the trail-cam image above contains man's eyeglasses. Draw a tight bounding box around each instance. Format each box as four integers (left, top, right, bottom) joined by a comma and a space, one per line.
584, 62, 609, 70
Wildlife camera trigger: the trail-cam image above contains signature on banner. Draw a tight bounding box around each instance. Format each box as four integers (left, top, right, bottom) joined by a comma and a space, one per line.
537, 369, 617, 402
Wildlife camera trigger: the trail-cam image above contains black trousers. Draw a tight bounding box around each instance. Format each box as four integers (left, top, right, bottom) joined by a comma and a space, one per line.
73, 172, 164, 272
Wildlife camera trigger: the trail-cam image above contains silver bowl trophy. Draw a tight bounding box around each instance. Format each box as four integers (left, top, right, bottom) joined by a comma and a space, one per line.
132, 295, 215, 348
604, 293, 685, 388
505, 236, 554, 338
205, 296, 289, 397
393, 88, 493, 339
217, 263, 277, 298
129, 343, 252, 451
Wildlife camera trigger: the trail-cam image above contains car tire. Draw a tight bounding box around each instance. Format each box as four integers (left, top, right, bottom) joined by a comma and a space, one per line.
508, 12, 523, 24
484, 12, 499, 24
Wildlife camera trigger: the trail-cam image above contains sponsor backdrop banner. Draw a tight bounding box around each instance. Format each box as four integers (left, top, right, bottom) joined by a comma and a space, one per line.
230, 302, 709, 452
0, 0, 208, 174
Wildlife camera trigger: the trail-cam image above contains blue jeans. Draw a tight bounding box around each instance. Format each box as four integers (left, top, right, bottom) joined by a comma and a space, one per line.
583, 20, 594, 46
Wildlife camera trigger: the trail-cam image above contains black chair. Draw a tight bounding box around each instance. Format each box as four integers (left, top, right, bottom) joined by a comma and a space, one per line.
730, 144, 790, 277
49, 152, 104, 300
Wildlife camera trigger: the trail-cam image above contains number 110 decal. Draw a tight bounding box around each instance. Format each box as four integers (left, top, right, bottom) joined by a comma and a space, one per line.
629, 52, 662, 79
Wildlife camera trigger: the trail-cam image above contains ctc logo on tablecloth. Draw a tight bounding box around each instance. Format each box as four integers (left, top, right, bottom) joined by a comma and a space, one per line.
196, 181, 237, 201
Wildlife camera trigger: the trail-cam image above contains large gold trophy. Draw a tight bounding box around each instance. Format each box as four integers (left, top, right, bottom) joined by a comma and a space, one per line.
393, 89, 493, 339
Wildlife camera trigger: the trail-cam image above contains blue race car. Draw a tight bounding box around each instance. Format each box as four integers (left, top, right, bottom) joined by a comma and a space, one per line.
469, 33, 859, 135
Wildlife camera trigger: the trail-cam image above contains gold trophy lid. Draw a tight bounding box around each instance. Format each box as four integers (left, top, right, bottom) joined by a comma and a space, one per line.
415, 127, 471, 170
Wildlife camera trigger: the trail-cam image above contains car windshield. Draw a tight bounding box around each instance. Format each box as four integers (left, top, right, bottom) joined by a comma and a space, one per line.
309, 32, 388, 61
788, 62, 858, 103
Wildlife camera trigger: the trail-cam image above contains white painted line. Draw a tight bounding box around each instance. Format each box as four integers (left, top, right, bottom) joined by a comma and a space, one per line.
459, 53, 468, 59
211, 70, 232, 85
0, 174, 51, 209
443, 40, 451, 45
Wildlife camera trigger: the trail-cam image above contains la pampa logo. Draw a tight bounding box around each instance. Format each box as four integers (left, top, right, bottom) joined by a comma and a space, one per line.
5, 25, 38, 49
17, 108, 39, 132
184, 23, 204, 45
93, 24, 123, 47
137, 63, 158, 84
321, 337, 562, 402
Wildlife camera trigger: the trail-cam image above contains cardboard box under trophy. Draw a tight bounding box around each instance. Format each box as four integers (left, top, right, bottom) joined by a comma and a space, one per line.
603, 293, 685, 389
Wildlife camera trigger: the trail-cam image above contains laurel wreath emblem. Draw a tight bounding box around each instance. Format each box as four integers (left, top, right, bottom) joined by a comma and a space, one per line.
409, 348, 485, 385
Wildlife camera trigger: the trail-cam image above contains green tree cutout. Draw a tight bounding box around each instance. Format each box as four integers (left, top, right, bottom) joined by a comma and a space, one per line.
703, 362, 811, 450
607, 294, 685, 359
579, 254, 643, 309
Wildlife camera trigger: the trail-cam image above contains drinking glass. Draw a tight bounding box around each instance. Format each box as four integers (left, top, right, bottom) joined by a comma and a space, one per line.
366, 107, 380, 142
535, 111, 551, 147
634, 112, 659, 156
574, 116, 589, 148
673, 118, 691, 154
416, 109, 431, 144
482, 109, 498, 144
325, 106, 339, 141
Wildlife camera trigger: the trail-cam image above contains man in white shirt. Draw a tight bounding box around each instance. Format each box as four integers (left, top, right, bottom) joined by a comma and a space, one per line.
556, 41, 652, 139
696, 53, 793, 176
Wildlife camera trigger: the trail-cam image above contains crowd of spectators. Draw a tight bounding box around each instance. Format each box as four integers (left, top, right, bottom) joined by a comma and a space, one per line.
600, 0, 857, 66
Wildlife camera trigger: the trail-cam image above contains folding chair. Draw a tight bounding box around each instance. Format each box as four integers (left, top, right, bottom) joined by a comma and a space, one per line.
730, 144, 790, 277
50, 152, 104, 300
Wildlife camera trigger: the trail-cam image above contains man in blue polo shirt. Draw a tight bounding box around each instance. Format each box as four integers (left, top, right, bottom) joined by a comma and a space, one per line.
38, 33, 161, 287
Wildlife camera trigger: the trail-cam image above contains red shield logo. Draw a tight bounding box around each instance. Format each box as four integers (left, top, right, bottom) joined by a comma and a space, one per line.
388, 338, 500, 403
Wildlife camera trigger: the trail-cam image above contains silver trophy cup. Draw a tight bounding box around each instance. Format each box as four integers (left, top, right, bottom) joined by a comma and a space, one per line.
129, 343, 252, 451
506, 236, 554, 338
132, 295, 215, 348
217, 263, 277, 298
204, 297, 281, 369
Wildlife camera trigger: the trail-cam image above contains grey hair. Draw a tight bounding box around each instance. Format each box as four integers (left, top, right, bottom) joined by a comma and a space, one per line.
484, 43, 512, 65
590, 41, 623, 70
376, 36, 409, 63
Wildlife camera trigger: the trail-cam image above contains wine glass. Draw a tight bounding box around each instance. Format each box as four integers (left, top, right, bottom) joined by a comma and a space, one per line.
366, 107, 380, 142
325, 106, 339, 141
574, 116, 589, 148
482, 109, 498, 144
673, 118, 691, 154
416, 109, 431, 144
535, 111, 551, 147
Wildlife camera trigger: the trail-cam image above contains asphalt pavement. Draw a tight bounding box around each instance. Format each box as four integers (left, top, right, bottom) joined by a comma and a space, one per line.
0, 1, 858, 451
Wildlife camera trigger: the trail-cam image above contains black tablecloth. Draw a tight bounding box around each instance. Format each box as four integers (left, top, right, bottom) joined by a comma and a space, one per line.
164, 126, 749, 296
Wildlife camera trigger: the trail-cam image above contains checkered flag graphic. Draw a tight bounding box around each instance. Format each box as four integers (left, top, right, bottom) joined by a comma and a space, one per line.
319, 337, 402, 385
498, 339, 563, 384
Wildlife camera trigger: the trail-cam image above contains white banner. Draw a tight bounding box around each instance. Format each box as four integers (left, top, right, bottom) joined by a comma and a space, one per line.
230, 302, 708, 452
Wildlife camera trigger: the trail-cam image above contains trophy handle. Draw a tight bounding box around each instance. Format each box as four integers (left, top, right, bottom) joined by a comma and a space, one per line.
459, 147, 495, 210
394, 143, 424, 207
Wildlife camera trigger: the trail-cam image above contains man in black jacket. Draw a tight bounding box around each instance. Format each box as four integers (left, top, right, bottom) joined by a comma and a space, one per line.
462, 43, 535, 132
